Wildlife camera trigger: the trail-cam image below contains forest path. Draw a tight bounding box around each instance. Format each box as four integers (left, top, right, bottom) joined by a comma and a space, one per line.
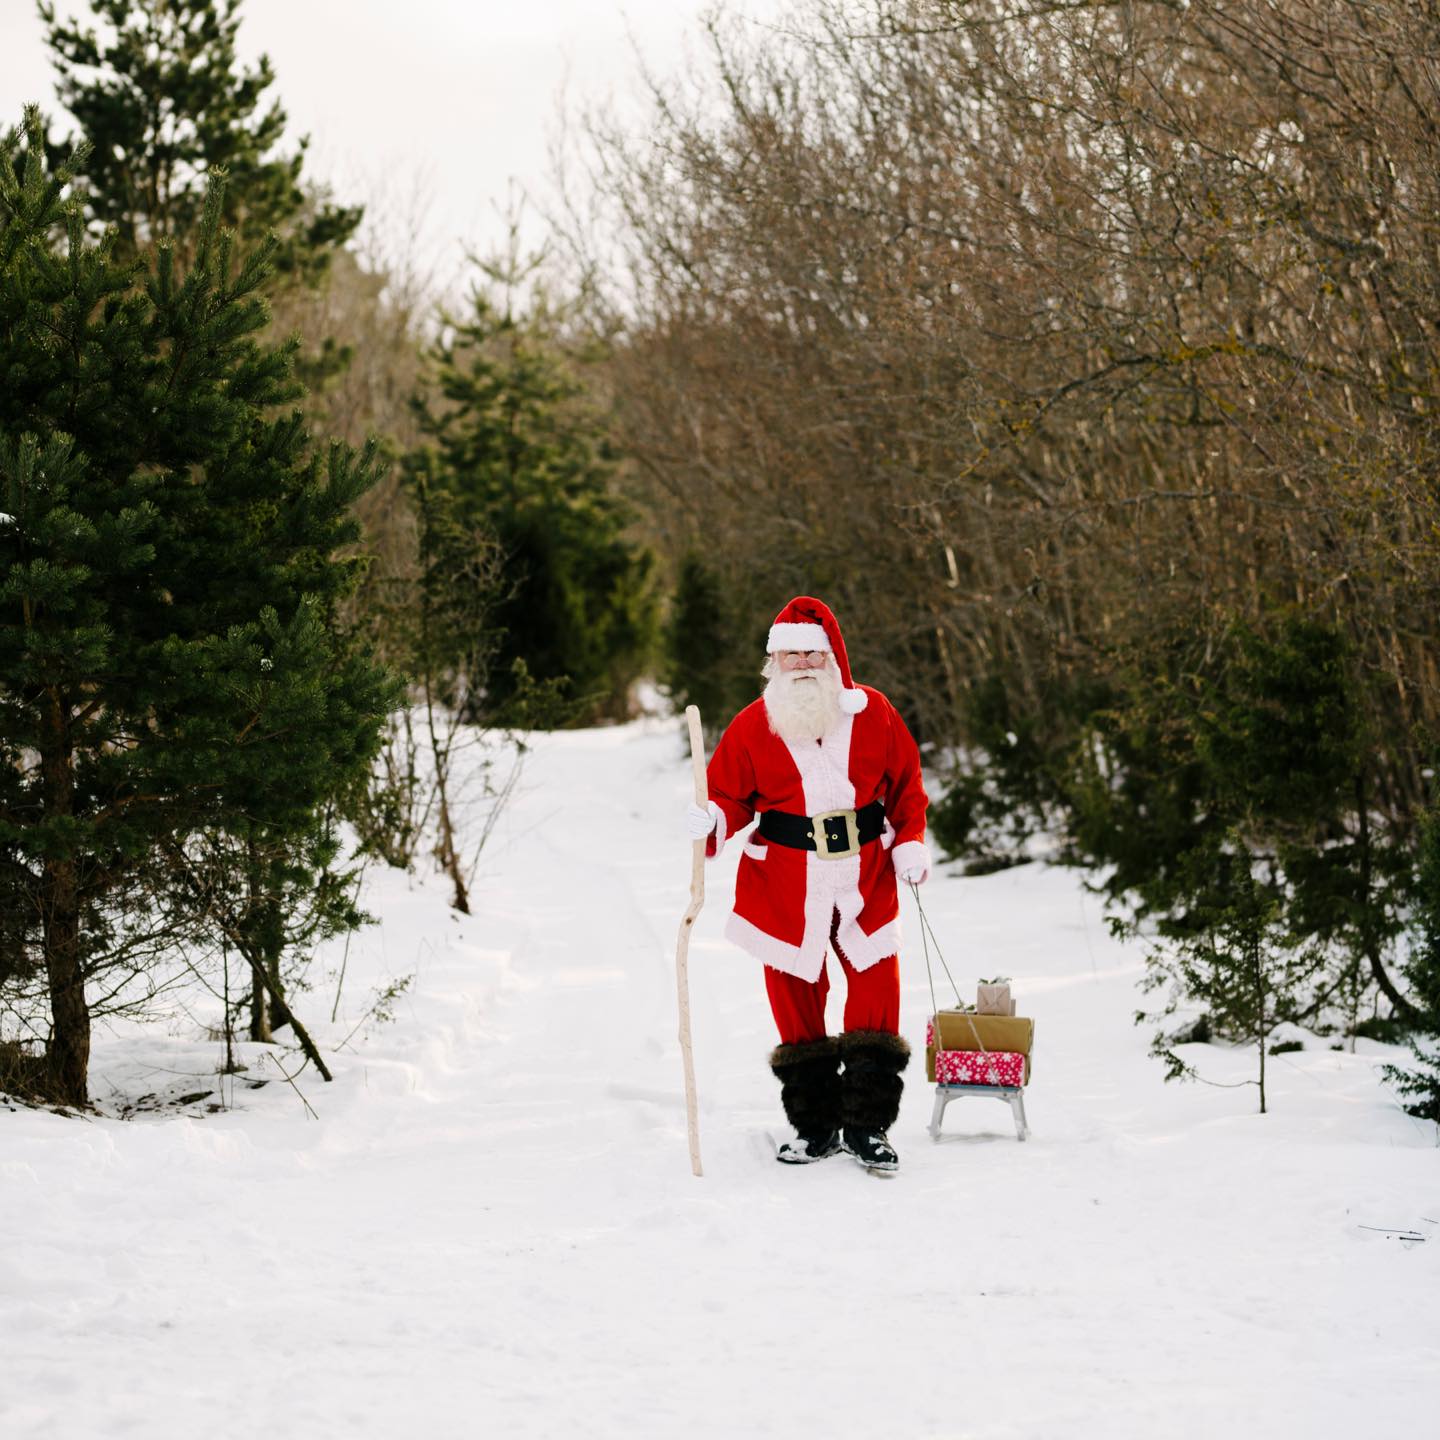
2, 717, 1436, 1439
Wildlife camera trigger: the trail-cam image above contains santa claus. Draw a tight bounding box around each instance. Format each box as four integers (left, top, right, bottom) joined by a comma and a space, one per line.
684, 596, 930, 1172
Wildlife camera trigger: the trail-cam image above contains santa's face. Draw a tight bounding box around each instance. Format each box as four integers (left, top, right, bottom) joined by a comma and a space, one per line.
763, 651, 841, 743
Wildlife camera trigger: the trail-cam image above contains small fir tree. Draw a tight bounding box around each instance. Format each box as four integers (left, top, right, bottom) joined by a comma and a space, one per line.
0, 111, 392, 1105
165, 804, 367, 1063
664, 552, 753, 739
1384, 809, 1440, 1122
1132, 831, 1327, 1114
410, 250, 657, 723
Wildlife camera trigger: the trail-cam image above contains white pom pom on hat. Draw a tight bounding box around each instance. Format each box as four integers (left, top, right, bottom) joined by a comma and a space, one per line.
766, 596, 868, 714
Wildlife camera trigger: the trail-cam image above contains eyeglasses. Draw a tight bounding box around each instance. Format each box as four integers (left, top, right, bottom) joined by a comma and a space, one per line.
776, 650, 830, 668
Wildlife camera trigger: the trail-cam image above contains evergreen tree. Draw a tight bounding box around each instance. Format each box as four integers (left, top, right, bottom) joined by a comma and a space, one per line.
1066, 615, 1362, 914
168, 799, 367, 1057
1131, 830, 1327, 1114
40, 0, 360, 278
410, 254, 656, 723
664, 552, 750, 740
1055, 611, 1416, 1029
368, 453, 575, 911
0, 110, 392, 1105
37, 0, 386, 1042
1385, 810, 1440, 1122
929, 667, 1110, 868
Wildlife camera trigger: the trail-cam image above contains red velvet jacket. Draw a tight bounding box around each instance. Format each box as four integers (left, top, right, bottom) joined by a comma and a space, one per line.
705, 686, 929, 981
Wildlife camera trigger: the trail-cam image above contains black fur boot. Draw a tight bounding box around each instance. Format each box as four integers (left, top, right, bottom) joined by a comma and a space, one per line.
769, 1036, 842, 1164
839, 1030, 910, 1172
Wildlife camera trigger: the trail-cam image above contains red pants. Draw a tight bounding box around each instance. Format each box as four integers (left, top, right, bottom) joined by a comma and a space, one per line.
765, 908, 900, 1044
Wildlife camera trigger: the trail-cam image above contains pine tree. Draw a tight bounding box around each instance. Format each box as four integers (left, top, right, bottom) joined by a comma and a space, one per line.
1133, 831, 1327, 1114
1385, 810, 1440, 1122
1062, 611, 1417, 1039
35, 0, 390, 1043
0, 110, 392, 1106
410, 253, 657, 724
665, 553, 742, 738
40, 0, 360, 278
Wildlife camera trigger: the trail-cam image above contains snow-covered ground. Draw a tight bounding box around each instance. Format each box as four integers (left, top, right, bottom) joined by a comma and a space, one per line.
3, 716, 1437, 1439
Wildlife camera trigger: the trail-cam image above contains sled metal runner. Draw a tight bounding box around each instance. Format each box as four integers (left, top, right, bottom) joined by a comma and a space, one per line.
929, 1081, 1029, 1142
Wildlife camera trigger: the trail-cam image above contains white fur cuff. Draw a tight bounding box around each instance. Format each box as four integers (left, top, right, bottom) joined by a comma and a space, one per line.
767, 621, 830, 653
892, 839, 931, 885
709, 802, 728, 856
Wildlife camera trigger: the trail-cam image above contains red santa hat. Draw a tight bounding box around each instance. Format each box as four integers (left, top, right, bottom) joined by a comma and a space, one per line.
766, 595, 868, 714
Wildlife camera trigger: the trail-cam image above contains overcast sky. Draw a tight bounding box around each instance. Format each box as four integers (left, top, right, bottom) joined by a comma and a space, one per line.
1, 0, 785, 282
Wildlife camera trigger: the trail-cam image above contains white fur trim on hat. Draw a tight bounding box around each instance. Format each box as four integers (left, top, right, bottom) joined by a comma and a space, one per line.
838, 687, 868, 714
767, 621, 830, 653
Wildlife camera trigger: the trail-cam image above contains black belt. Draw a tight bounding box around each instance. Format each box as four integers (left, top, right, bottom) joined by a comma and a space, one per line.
757, 799, 884, 859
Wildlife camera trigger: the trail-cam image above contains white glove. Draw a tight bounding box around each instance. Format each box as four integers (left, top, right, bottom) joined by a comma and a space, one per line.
684, 802, 718, 840
893, 840, 931, 886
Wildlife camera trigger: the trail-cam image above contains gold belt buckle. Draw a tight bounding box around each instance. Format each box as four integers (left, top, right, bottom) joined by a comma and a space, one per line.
811, 807, 859, 859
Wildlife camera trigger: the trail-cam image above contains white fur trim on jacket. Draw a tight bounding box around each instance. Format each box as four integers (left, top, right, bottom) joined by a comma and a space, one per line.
767, 621, 830, 653
724, 909, 899, 981
850, 914, 902, 965
892, 839, 931, 885
706, 802, 728, 857
725, 911, 815, 979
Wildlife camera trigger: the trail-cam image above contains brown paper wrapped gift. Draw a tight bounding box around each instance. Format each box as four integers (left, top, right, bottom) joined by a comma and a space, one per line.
925, 1011, 1035, 1084
976, 982, 1016, 1016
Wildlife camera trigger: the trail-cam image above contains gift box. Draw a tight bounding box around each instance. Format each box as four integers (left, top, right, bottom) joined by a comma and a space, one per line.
925, 1012, 1035, 1084
976, 982, 1016, 1016
926, 1012, 1034, 1054
933, 1049, 1026, 1087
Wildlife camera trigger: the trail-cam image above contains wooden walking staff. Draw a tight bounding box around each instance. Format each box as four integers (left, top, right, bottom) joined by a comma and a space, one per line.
674, 704, 706, 1177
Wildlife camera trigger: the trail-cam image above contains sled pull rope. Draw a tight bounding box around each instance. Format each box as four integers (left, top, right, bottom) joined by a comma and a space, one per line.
909, 881, 991, 1058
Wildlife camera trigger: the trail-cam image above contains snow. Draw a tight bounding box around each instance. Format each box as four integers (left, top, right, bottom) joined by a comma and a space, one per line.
3, 715, 1438, 1439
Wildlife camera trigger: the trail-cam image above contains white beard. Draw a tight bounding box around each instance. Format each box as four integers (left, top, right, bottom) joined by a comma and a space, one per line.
764, 663, 843, 744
